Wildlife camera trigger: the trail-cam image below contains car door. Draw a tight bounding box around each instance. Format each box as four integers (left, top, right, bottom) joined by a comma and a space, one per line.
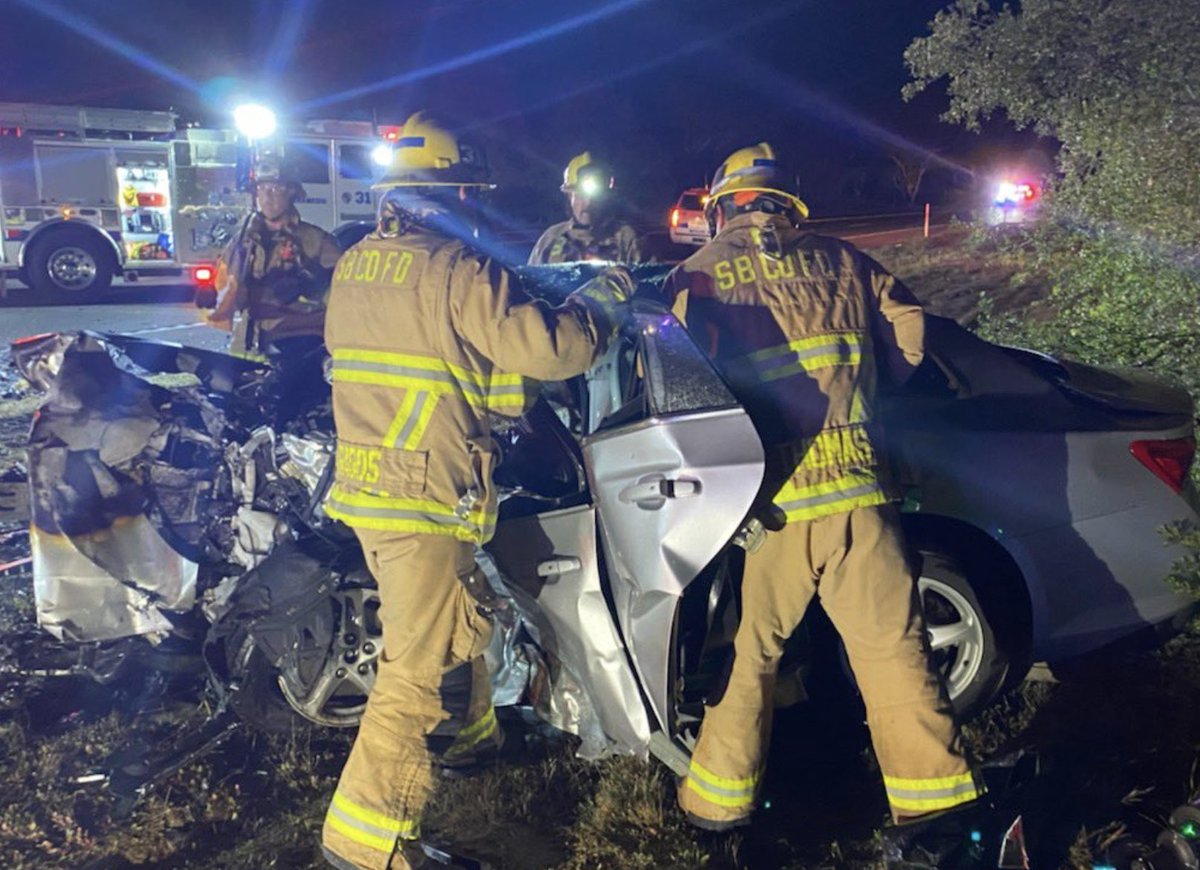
582, 308, 764, 733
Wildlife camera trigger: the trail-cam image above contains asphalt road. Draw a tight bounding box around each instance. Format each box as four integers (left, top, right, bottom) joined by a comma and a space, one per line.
0, 211, 941, 348
0, 283, 229, 352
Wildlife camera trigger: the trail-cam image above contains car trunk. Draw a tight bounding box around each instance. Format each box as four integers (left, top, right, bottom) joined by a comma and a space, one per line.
1052, 358, 1193, 420
890, 316, 1195, 433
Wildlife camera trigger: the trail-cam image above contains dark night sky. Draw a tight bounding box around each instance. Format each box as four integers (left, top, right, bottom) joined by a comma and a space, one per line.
1, 0, 1041, 218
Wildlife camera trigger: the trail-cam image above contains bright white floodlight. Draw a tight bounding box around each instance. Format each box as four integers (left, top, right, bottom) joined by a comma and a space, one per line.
372, 143, 395, 167
233, 104, 277, 140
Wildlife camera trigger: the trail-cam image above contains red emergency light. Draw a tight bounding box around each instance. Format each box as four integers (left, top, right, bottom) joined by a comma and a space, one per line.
994, 180, 1039, 206
192, 265, 216, 287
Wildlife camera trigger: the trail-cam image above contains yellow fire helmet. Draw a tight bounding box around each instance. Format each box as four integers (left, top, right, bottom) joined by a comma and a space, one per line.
705, 142, 809, 221
373, 111, 493, 190
561, 151, 614, 195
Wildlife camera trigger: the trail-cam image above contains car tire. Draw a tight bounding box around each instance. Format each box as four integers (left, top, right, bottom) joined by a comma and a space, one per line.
25, 227, 115, 303
915, 547, 1012, 719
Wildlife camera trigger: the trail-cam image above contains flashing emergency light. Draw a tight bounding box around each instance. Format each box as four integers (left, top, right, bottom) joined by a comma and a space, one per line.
371, 143, 394, 167
233, 104, 277, 140
994, 180, 1038, 206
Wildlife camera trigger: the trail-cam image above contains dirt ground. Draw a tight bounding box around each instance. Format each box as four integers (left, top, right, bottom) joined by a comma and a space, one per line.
1, 232, 1197, 869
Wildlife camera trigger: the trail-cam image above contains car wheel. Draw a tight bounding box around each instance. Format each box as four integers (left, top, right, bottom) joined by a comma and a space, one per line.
275, 585, 382, 728
917, 548, 1010, 719
26, 227, 115, 303
225, 585, 382, 731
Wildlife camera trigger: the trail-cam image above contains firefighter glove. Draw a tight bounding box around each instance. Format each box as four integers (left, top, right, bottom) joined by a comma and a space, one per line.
570, 266, 634, 332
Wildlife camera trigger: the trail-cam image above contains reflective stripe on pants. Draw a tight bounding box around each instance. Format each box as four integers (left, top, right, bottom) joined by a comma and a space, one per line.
322, 532, 493, 869
678, 504, 980, 825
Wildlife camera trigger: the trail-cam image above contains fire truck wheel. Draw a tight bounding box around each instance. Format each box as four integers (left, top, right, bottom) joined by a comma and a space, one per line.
26, 227, 115, 302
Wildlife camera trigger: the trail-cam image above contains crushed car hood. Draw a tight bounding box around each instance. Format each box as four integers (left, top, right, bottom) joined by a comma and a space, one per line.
15, 333, 227, 641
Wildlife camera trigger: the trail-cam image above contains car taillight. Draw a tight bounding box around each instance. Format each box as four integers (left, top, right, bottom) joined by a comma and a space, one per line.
192, 265, 216, 287
1130, 437, 1195, 493
670, 208, 681, 228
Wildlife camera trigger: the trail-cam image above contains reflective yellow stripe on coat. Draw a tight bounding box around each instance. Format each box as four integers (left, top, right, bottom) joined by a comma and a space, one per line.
743, 332, 863, 384
324, 485, 496, 543
330, 349, 536, 414
773, 469, 888, 522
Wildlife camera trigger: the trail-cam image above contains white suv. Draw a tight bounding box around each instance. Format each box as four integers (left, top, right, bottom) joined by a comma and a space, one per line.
668, 187, 710, 246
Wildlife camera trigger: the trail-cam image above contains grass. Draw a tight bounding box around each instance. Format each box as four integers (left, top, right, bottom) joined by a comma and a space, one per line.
867, 224, 1053, 327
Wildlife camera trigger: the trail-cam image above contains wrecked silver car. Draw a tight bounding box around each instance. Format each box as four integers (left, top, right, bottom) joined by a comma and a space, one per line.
2, 263, 1198, 797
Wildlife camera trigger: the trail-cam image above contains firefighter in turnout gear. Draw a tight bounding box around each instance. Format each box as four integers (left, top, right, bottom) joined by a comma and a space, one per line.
528, 151, 643, 264
662, 142, 982, 832
320, 112, 630, 870
209, 157, 341, 359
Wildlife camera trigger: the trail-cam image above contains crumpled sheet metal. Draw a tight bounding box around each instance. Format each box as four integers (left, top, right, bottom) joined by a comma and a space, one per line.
228, 506, 288, 571
475, 548, 623, 760
32, 517, 197, 642
22, 333, 207, 642
476, 549, 531, 709
279, 431, 333, 507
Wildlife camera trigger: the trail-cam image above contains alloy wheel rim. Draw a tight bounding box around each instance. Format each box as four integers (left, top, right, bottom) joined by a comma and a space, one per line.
918, 576, 986, 701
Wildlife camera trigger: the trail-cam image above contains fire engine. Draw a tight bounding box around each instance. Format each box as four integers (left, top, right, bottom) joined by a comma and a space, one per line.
0, 102, 395, 301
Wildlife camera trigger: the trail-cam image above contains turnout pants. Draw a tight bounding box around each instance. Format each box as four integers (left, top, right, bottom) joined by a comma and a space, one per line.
679, 504, 981, 825
323, 532, 501, 870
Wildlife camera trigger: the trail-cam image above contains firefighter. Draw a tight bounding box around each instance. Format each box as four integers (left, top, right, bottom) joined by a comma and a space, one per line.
528, 151, 643, 264
319, 112, 630, 870
662, 143, 983, 837
208, 157, 341, 360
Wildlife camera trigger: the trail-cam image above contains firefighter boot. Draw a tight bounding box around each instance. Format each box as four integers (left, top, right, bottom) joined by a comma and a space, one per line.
881, 800, 998, 869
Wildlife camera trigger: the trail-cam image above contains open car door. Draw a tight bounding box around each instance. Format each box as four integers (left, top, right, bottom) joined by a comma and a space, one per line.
582, 306, 764, 737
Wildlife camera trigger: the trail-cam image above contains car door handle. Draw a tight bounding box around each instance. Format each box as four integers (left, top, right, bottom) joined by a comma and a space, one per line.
536, 557, 582, 578
618, 478, 701, 504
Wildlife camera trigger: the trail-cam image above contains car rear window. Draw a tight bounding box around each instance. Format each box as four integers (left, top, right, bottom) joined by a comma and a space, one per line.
679, 194, 704, 210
